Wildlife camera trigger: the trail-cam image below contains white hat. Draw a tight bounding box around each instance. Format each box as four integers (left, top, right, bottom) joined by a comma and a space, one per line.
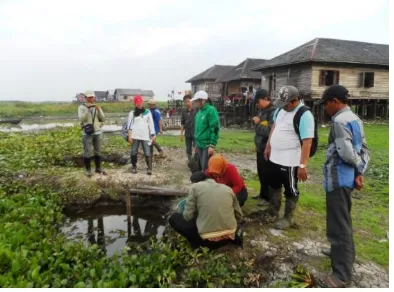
84, 90, 95, 98
191, 90, 208, 101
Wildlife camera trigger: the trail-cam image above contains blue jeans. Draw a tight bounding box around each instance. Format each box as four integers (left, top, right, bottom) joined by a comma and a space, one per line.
197, 147, 209, 171
131, 140, 151, 157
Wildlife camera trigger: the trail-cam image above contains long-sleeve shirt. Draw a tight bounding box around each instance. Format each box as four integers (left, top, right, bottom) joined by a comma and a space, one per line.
254, 104, 277, 152
78, 104, 105, 135
126, 109, 155, 141
206, 163, 246, 195
183, 179, 243, 240
323, 106, 370, 192
194, 103, 220, 148
181, 107, 198, 137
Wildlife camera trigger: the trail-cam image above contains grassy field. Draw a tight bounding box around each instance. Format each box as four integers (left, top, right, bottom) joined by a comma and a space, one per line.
0, 101, 168, 118
0, 123, 388, 287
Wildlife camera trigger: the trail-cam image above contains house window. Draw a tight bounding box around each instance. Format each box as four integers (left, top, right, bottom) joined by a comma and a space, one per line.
359, 72, 375, 88
319, 70, 340, 86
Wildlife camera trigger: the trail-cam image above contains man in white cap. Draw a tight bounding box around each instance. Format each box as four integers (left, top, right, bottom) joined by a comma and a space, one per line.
191, 91, 220, 171
78, 91, 106, 177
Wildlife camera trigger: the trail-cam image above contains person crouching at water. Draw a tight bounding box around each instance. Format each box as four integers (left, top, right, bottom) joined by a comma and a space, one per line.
169, 171, 244, 250
78, 90, 106, 177
206, 154, 248, 207
191, 91, 220, 171
127, 95, 156, 175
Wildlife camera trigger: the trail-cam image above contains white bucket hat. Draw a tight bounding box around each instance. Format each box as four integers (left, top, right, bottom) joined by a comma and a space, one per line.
191, 90, 208, 101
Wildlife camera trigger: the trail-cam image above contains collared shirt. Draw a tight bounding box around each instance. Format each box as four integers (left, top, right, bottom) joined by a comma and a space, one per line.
181, 107, 197, 137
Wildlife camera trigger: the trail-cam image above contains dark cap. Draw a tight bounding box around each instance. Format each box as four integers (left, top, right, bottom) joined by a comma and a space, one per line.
315, 85, 349, 105
273, 86, 299, 107
190, 171, 208, 183
254, 89, 270, 100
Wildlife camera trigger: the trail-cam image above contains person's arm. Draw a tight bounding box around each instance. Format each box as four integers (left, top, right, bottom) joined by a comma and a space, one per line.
97, 106, 105, 123
332, 121, 361, 168
78, 105, 90, 123
208, 107, 220, 148
148, 112, 156, 137
180, 111, 185, 136
232, 193, 244, 221
298, 111, 315, 167
127, 111, 134, 140
157, 110, 163, 133
264, 108, 279, 160
228, 165, 244, 195
183, 187, 197, 221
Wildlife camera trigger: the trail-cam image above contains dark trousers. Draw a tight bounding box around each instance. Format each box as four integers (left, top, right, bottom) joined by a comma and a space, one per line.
236, 188, 248, 207
168, 213, 234, 250
267, 161, 299, 198
197, 147, 209, 171
256, 149, 271, 201
326, 187, 355, 283
185, 136, 195, 160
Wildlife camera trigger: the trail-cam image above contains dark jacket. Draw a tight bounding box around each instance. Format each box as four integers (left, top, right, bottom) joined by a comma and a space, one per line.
181, 107, 198, 137
254, 104, 277, 152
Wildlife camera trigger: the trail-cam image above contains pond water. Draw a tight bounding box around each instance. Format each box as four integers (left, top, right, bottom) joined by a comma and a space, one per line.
62, 204, 168, 256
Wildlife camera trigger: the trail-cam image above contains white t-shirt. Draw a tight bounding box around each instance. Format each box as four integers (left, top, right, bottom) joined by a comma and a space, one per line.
127, 109, 155, 141
270, 104, 315, 167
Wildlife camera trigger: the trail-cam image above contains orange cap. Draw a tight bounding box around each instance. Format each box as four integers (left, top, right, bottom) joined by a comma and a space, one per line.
207, 154, 228, 176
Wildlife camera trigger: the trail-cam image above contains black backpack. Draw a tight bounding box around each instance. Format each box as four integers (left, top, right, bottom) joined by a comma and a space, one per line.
293, 106, 318, 157
275, 106, 318, 157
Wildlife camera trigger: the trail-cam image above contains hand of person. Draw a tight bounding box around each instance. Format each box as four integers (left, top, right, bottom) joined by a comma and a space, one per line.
355, 175, 364, 190
128, 137, 133, 144
252, 116, 260, 124
160, 130, 163, 135
193, 147, 197, 154
151, 136, 156, 143
264, 144, 271, 161
180, 135, 184, 142
95, 105, 100, 110
298, 167, 308, 182
208, 147, 215, 156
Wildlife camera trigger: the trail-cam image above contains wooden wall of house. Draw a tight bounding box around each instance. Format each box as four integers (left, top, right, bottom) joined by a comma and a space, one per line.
311, 65, 389, 100
226, 79, 260, 95
260, 65, 312, 98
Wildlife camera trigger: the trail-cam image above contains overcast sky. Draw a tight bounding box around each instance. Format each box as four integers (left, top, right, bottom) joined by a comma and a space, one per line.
0, 0, 389, 102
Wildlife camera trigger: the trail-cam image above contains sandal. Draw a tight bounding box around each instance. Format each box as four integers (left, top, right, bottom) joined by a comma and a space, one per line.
318, 275, 349, 288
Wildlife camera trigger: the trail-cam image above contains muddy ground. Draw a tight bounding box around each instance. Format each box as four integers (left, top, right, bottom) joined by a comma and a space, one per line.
26, 147, 388, 288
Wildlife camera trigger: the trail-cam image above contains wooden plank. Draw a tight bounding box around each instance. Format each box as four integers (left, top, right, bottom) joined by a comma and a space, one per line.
129, 188, 187, 197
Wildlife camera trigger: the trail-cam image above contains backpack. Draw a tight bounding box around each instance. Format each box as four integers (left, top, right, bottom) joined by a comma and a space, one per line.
275, 105, 318, 157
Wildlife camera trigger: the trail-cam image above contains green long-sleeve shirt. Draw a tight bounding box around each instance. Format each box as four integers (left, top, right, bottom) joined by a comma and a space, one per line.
194, 103, 220, 148
183, 179, 243, 239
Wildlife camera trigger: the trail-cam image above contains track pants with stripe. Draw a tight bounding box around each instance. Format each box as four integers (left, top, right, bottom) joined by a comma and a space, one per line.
267, 162, 299, 198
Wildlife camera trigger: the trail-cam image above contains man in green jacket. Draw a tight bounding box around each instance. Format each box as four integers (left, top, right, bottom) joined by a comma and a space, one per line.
191, 91, 220, 171
169, 171, 244, 249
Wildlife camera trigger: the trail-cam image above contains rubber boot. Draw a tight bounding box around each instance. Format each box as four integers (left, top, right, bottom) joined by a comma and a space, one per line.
274, 196, 298, 230
146, 156, 152, 175
260, 187, 282, 220
84, 157, 92, 177
131, 155, 138, 173
94, 155, 107, 175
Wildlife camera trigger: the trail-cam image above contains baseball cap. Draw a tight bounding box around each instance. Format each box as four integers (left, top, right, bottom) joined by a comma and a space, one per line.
273, 86, 299, 107
84, 90, 95, 98
254, 89, 270, 100
133, 95, 144, 105
148, 99, 157, 105
190, 90, 208, 101
314, 85, 349, 105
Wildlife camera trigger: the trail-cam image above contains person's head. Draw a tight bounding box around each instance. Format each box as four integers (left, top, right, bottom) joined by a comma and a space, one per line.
190, 171, 208, 183
148, 99, 157, 109
254, 89, 271, 109
274, 86, 300, 111
183, 91, 192, 108
133, 95, 144, 109
315, 85, 349, 116
207, 154, 228, 179
190, 90, 208, 108
84, 90, 96, 104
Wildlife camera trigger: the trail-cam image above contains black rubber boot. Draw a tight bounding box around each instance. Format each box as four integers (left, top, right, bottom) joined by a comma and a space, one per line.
146, 156, 152, 175
94, 155, 107, 175
84, 157, 92, 177
261, 187, 282, 220
274, 196, 298, 230
131, 155, 138, 173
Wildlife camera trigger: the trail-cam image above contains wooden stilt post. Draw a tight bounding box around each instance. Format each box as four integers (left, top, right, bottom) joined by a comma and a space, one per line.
373, 100, 377, 120
126, 190, 131, 217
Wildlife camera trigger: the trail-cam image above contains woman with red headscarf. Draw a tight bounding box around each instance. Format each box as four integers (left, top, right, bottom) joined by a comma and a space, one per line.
206, 154, 248, 207
126, 95, 156, 175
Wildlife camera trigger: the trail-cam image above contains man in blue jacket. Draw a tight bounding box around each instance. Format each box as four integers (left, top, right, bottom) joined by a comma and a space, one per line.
315, 85, 370, 288
148, 100, 164, 155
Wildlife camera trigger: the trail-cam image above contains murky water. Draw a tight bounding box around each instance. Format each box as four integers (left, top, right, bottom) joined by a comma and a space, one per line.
62, 205, 168, 256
